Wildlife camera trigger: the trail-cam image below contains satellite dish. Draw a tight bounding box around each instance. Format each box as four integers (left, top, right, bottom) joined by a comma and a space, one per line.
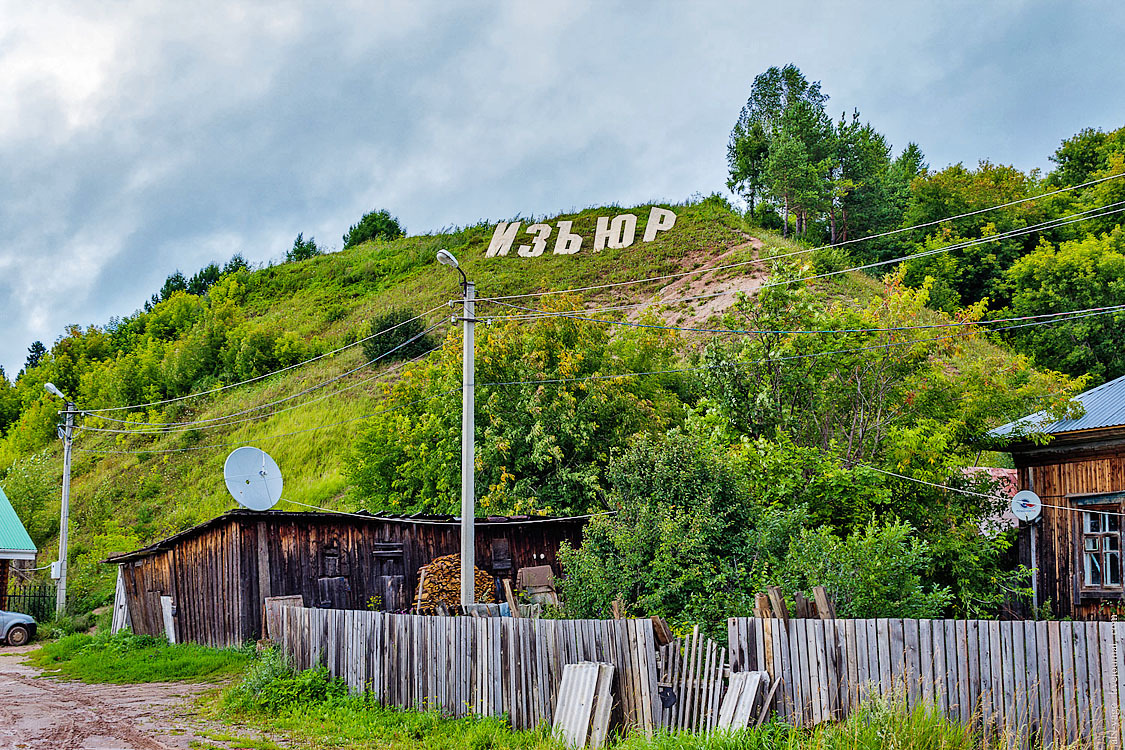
1011, 489, 1042, 523
224, 447, 283, 511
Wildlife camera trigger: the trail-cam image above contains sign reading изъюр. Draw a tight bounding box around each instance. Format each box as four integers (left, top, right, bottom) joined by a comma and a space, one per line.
486, 207, 677, 258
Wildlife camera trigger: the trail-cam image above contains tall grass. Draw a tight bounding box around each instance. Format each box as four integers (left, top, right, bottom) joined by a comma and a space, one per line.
217, 652, 981, 750
28, 631, 253, 683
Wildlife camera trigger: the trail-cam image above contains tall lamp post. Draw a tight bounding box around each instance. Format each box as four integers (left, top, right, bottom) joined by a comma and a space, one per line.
436, 249, 476, 607
44, 382, 75, 616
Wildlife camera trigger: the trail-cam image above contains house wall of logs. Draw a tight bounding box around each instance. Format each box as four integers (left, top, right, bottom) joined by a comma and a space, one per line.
107, 510, 586, 647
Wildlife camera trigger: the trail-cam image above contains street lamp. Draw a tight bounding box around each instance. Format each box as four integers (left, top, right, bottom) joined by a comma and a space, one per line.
437, 249, 476, 606
43, 382, 75, 616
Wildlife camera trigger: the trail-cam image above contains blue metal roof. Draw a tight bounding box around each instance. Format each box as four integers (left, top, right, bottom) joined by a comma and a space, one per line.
0, 485, 37, 559
990, 372, 1125, 439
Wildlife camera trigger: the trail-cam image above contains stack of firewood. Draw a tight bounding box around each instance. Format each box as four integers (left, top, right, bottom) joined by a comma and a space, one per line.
415, 553, 496, 612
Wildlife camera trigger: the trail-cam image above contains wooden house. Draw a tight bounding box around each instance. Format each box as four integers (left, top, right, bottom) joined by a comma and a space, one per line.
990, 373, 1125, 619
106, 509, 587, 647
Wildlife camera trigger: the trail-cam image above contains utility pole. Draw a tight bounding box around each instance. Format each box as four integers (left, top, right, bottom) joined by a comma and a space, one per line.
435, 249, 476, 606
459, 281, 476, 606
44, 383, 74, 616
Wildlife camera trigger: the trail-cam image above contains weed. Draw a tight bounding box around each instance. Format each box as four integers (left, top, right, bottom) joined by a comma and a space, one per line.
28, 630, 253, 683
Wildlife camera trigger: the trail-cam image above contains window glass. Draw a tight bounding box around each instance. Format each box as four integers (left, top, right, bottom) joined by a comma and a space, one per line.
1109, 552, 1122, 587
1087, 553, 1104, 587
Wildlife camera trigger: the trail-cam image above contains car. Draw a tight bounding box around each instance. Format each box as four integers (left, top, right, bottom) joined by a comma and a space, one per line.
0, 610, 36, 646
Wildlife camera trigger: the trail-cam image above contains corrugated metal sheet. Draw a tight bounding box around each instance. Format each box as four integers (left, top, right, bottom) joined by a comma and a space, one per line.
989, 372, 1125, 439
0, 485, 37, 558
552, 662, 614, 748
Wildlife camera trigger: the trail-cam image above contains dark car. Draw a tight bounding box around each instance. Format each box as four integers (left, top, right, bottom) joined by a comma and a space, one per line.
0, 610, 36, 646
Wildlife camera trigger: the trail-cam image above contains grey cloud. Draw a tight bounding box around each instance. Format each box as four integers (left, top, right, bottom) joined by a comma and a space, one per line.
2, 0, 1125, 375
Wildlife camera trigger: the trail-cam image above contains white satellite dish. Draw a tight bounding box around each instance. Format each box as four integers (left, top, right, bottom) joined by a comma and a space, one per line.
224, 447, 283, 511
1011, 489, 1042, 523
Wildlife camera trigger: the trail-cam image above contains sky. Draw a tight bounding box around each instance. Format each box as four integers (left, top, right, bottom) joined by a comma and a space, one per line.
1, 0, 1123, 377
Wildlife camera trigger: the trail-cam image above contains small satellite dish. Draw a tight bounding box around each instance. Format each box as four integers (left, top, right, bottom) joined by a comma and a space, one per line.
1011, 489, 1042, 523
224, 447, 283, 511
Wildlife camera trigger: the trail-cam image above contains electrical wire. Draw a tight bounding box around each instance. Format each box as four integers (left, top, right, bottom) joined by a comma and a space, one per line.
77, 343, 444, 435
72, 387, 462, 455
478, 202, 1125, 321
859, 464, 1125, 519
472, 306, 1120, 389
477, 300, 1125, 337
77, 321, 447, 433
81, 302, 450, 414
470, 171, 1125, 304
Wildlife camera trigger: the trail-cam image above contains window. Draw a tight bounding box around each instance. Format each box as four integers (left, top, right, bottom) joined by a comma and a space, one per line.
1082, 509, 1122, 591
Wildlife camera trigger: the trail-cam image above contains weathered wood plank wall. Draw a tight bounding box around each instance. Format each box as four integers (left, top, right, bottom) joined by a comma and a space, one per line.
1015, 451, 1125, 619
273, 607, 660, 733
729, 616, 1125, 748
113, 511, 586, 648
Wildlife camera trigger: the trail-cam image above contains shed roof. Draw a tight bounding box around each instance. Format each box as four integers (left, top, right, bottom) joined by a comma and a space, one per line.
0, 485, 38, 560
989, 373, 1125, 441
105, 508, 595, 563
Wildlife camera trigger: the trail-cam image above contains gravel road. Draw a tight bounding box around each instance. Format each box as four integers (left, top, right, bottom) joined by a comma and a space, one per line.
0, 644, 222, 750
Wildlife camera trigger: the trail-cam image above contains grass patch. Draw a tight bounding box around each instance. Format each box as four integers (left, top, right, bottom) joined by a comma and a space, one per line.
214, 649, 980, 750
28, 631, 253, 683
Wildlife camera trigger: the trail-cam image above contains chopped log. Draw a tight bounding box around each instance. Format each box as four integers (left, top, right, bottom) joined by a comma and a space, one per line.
413, 553, 496, 613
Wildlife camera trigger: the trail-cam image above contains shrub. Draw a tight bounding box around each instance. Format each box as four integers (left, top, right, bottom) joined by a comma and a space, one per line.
360, 309, 433, 364
343, 209, 405, 249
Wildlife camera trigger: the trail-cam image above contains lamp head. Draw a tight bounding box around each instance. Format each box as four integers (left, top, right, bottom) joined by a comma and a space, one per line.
44, 382, 65, 400
435, 249, 459, 269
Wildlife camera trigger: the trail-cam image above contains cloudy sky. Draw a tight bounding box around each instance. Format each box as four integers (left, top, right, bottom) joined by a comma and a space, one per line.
2, 1, 1123, 376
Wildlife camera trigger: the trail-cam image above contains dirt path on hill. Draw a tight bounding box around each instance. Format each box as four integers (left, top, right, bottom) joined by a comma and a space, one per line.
0, 644, 269, 750
627, 236, 769, 324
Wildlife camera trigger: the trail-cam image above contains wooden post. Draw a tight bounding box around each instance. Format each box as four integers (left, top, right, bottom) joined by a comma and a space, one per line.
754, 593, 772, 619
502, 579, 521, 617
813, 586, 836, 620
767, 587, 789, 625
611, 596, 626, 620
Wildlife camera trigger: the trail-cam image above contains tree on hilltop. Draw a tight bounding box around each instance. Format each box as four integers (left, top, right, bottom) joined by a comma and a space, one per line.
343, 209, 405, 249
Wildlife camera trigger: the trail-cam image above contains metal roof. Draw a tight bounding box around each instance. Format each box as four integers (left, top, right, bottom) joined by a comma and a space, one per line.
0, 485, 37, 560
989, 372, 1125, 439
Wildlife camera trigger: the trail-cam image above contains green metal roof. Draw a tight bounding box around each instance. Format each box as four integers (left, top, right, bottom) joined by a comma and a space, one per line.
0, 485, 37, 559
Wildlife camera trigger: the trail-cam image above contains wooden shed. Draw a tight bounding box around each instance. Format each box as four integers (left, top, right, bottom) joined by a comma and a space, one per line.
990, 373, 1125, 619
106, 509, 587, 647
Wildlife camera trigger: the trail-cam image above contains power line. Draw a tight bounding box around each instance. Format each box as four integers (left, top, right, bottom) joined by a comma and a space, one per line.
861, 464, 1125, 519
475, 305, 1121, 389
478, 299, 1125, 337
479, 202, 1125, 321
77, 342, 445, 435
81, 302, 449, 414
470, 171, 1125, 305
72, 387, 462, 456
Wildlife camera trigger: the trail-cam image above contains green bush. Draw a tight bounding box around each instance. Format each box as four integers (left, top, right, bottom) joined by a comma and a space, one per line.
224, 647, 345, 713
360, 308, 433, 364
343, 208, 405, 249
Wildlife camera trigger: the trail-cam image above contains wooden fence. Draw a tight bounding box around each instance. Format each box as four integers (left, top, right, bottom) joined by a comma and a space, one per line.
656, 626, 730, 732
273, 606, 659, 732
729, 617, 1125, 748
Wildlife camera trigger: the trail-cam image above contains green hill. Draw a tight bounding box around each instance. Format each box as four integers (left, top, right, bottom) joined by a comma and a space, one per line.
0, 195, 1081, 613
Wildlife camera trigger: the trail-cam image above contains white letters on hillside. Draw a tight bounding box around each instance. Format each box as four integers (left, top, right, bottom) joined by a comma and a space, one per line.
485, 207, 677, 258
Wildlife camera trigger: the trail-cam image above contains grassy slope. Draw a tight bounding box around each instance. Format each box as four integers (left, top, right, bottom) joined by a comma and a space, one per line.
56, 198, 748, 599
34, 196, 1025, 607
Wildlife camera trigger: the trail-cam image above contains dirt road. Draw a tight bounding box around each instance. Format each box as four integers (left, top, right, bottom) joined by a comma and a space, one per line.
0, 645, 227, 750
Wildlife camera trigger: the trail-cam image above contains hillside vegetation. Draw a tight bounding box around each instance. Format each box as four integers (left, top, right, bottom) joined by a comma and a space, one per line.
2, 63, 1124, 627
